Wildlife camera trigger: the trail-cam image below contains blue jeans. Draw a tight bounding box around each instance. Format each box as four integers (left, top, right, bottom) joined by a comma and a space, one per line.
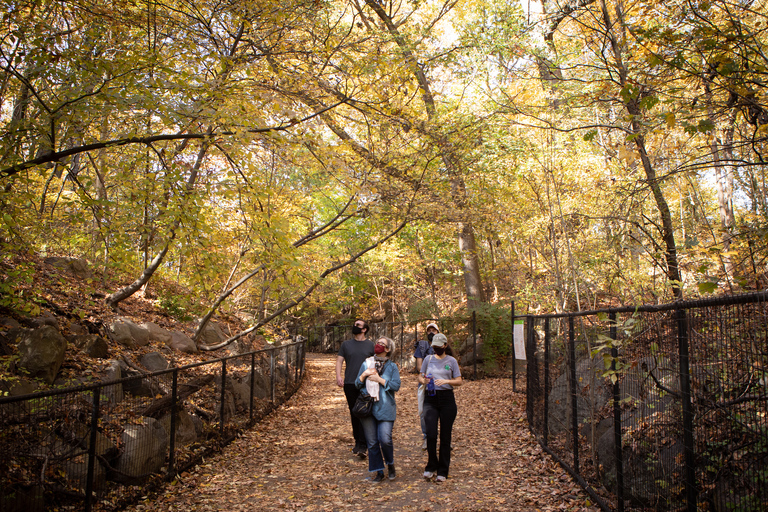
360, 416, 394, 473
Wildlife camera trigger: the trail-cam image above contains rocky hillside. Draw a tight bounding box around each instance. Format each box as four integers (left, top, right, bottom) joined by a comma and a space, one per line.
0, 252, 267, 395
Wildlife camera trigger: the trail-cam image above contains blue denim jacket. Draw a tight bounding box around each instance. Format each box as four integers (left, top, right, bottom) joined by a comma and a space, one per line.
355, 358, 401, 421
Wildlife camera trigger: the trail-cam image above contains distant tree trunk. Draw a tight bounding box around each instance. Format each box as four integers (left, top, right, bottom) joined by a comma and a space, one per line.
363, 0, 486, 308
105, 142, 207, 309
600, 0, 682, 299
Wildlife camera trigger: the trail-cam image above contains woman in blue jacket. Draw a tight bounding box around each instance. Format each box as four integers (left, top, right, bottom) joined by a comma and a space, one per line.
356, 336, 401, 483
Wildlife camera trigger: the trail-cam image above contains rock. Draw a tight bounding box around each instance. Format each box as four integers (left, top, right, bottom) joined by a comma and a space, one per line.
460, 343, 485, 365
113, 417, 168, 484
44, 256, 91, 279
67, 321, 89, 336
108, 318, 149, 348
57, 424, 118, 492
0, 378, 40, 397
158, 410, 197, 446
141, 322, 172, 344
140, 352, 169, 372
102, 360, 123, 404
595, 355, 684, 507
221, 370, 270, 410
16, 325, 67, 384
119, 363, 161, 397
71, 334, 109, 358
31, 313, 59, 330
166, 331, 198, 353
547, 356, 612, 436
0, 484, 45, 512
198, 321, 226, 346
0, 316, 21, 329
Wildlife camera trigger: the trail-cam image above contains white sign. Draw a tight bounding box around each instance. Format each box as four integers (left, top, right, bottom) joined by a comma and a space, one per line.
513, 319, 526, 360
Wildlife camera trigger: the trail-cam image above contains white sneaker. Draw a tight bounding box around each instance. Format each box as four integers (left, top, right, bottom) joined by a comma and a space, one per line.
423, 471, 436, 479
436, 475, 447, 482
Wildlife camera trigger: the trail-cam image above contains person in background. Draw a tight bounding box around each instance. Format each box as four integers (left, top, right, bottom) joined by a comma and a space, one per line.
356, 336, 401, 483
419, 332, 462, 482
336, 319, 374, 458
413, 322, 439, 449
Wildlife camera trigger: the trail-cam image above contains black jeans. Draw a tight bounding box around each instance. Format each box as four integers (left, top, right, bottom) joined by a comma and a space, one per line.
423, 389, 457, 477
343, 383, 367, 449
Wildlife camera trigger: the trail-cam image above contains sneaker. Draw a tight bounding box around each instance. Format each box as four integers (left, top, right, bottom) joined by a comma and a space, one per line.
421, 439, 427, 450
423, 471, 436, 480
367, 471, 385, 483
436, 475, 447, 482
353, 444, 367, 458
387, 464, 396, 480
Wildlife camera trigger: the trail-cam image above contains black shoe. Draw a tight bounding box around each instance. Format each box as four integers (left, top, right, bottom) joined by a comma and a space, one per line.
352, 443, 367, 457
387, 464, 396, 480
367, 471, 385, 483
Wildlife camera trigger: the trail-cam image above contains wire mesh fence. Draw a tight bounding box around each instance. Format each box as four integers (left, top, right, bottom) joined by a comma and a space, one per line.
0, 341, 305, 512
522, 292, 768, 512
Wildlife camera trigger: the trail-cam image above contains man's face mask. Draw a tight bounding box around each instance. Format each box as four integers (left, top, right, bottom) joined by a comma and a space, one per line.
352, 325, 363, 335
427, 333, 435, 341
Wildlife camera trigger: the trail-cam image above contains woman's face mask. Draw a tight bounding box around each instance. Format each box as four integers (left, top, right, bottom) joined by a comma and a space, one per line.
433, 346, 446, 356
374, 344, 387, 354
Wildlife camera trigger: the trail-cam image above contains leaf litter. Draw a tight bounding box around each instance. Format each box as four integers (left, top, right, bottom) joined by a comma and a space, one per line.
127, 354, 601, 512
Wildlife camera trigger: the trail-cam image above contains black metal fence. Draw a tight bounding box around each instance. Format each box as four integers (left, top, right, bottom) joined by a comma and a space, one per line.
0, 341, 305, 512
522, 291, 768, 512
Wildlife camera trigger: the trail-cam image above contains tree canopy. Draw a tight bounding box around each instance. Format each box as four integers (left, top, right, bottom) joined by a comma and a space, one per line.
2, 0, 767, 330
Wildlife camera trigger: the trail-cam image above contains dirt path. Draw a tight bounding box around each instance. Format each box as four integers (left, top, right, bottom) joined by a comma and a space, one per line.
128, 354, 600, 512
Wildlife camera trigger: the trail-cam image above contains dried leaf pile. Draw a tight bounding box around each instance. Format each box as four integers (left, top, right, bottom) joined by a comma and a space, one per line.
127, 354, 601, 512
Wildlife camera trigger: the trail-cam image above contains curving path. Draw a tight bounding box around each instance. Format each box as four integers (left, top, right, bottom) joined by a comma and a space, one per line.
128, 354, 600, 512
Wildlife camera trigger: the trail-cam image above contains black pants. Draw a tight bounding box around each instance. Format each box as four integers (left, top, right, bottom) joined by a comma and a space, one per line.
343, 383, 367, 449
423, 389, 457, 477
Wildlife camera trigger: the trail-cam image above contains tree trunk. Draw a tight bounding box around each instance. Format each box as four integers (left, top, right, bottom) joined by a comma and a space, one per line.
363, 0, 486, 308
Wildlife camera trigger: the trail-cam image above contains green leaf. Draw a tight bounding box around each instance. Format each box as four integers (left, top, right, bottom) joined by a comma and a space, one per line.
698, 281, 718, 294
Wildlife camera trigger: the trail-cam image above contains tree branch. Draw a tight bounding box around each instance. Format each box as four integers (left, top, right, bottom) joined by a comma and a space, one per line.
198, 217, 409, 351
0, 101, 346, 179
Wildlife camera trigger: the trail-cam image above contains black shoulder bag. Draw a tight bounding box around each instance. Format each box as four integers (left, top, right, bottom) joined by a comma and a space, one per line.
352, 360, 387, 418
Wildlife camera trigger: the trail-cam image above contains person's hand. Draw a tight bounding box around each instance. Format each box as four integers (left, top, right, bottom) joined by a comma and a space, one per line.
434, 379, 448, 387
336, 375, 344, 387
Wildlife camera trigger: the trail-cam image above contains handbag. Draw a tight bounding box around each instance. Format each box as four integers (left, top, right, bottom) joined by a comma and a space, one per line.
352, 393, 374, 418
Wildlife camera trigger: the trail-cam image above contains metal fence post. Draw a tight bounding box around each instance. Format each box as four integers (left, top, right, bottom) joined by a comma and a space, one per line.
544, 317, 550, 446
167, 369, 178, 481
472, 310, 477, 380
511, 301, 516, 393
609, 312, 624, 512
284, 345, 289, 395
249, 352, 256, 424
569, 314, 579, 474
270, 349, 276, 403
676, 307, 697, 512
84, 386, 100, 512
220, 359, 227, 438
526, 315, 535, 428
